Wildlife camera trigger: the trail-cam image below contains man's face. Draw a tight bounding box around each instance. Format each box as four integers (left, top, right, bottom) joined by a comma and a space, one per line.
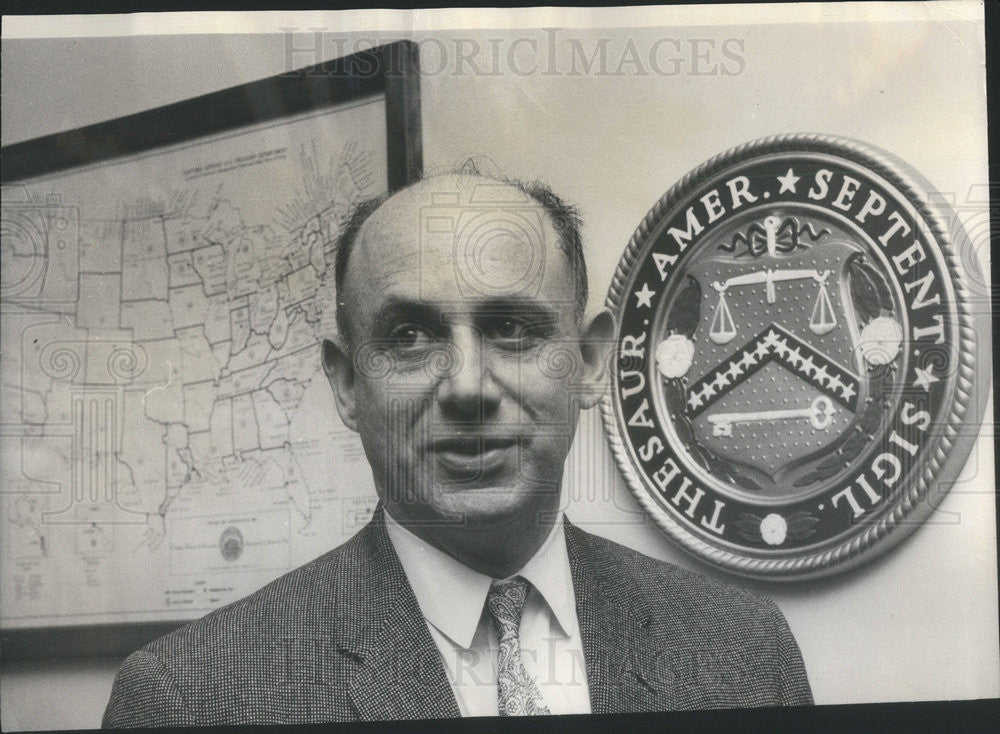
327, 175, 594, 536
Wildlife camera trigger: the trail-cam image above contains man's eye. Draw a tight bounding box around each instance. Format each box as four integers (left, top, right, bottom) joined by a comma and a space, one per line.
388, 324, 433, 349
490, 317, 540, 344
495, 318, 523, 339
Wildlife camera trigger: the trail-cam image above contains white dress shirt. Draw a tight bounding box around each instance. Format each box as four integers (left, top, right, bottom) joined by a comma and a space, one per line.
384, 511, 592, 717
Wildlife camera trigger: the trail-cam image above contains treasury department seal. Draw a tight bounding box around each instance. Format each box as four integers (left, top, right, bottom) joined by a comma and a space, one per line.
602, 134, 989, 580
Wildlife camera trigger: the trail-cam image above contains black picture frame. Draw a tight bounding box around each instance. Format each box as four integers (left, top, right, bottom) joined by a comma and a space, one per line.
2, 40, 421, 188
0, 40, 421, 659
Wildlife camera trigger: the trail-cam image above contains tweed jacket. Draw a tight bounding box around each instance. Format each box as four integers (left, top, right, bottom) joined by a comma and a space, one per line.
103, 508, 812, 726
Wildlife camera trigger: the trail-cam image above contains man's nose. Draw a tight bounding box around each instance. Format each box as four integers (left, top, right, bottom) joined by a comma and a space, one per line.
435, 327, 501, 418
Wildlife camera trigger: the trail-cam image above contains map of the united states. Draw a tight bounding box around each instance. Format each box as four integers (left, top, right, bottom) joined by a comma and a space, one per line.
2, 106, 385, 626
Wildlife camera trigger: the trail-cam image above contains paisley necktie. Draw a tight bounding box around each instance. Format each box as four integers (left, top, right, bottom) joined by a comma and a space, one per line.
486, 577, 551, 716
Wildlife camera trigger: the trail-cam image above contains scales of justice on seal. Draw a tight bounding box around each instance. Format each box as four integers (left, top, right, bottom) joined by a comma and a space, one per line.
602, 134, 990, 581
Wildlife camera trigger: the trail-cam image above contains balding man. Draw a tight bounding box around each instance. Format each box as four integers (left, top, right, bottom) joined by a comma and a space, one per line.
103, 171, 812, 727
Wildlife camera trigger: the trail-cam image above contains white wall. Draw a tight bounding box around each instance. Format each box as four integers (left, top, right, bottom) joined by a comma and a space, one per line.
2, 9, 997, 730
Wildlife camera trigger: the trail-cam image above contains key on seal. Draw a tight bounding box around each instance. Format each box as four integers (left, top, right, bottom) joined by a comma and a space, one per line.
707, 396, 835, 437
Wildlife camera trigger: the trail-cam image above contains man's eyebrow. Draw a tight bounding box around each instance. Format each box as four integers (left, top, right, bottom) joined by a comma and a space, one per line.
370, 297, 563, 335
371, 299, 443, 335
475, 298, 561, 322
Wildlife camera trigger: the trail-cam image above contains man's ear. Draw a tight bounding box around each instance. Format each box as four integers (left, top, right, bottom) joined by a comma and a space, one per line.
322, 337, 358, 432
577, 307, 616, 409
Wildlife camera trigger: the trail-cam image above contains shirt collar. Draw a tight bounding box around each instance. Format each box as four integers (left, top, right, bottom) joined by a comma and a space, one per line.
506, 515, 576, 641
383, 510, 575, 649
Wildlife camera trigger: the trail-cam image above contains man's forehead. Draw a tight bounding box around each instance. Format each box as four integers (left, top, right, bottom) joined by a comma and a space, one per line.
338, 173, 578, 327
350, 176, 564, 272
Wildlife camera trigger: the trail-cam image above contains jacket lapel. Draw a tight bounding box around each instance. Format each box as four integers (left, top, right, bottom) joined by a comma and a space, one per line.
344, 507, 461, 720
342, 510, 681, 718
565, 520, 681, 714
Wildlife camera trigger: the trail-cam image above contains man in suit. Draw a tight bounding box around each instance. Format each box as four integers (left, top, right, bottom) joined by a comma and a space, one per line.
104, 170, 812, 727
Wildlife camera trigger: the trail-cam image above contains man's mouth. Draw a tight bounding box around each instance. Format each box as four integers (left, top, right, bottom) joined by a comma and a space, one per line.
430, 435, 519, 475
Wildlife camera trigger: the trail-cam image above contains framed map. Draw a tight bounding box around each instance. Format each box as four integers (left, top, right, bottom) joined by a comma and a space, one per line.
0, 40, 420, 656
